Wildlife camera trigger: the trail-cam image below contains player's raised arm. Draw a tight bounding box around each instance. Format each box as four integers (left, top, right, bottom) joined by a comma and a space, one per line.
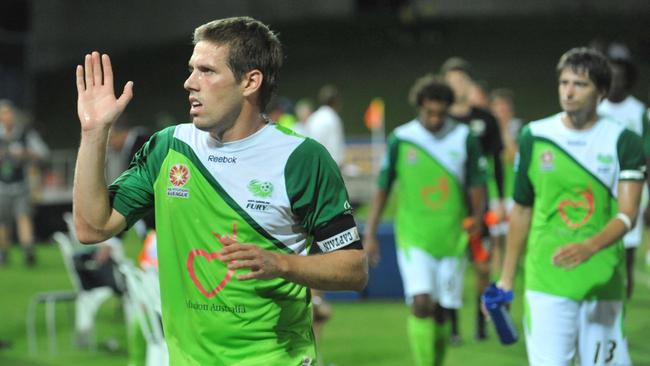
73, 52, 133, 243
76, 52, 133, 131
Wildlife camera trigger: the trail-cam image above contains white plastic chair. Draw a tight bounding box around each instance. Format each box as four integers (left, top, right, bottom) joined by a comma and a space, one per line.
119, 262, 168, 366
27, 231, 115, 356
62, 212, 126, 262
58, 232, 115, 346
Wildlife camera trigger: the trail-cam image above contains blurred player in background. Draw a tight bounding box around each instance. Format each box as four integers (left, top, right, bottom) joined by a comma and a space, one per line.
307, 85, 346, 167
441, 57, 504, 342
364, 75, 486, 366
597, 52, 647, 299
498, 47, 642, 365
0, 100, 48, 266
488, 88, 523, 275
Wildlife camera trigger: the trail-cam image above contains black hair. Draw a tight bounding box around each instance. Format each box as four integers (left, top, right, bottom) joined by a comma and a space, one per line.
409, 74, 455, 107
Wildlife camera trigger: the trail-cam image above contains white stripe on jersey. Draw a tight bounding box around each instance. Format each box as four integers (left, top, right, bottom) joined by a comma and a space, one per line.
173, 124, 310, 254
529, 114, 627, 197
394, 120, 471, 184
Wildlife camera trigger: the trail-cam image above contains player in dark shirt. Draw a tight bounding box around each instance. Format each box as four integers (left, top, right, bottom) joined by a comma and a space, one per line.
441, 57, 505, 343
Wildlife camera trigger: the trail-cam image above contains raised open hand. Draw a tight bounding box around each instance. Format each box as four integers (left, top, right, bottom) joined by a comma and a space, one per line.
76, 52, 133, 132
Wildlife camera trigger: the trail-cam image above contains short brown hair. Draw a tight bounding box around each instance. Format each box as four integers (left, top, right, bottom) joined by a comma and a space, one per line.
193, 17, 283, 110
556, 47, 611, 95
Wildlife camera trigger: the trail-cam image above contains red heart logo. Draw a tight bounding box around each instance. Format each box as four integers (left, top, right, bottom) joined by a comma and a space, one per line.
421, 177, 449, 210
187, 249, 234, 298
558, 187, 594, 229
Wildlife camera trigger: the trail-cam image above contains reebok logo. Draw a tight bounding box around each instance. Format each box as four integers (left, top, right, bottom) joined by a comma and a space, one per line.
208, 155, 237, 164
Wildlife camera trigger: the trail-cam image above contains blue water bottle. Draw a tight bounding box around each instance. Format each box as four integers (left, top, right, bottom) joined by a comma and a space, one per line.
481, 283, 518, 345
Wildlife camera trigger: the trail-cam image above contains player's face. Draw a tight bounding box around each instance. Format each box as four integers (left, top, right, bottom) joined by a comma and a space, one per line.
445, 70, 472, 103
0, 106, 15, 127
184, 41, 244, 136
558, 68, 603, 117
418, 99, 449, 133
490, 97, 513, 124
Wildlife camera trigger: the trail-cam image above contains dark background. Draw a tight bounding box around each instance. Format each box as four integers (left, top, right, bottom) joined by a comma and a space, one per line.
1, 0, 649, 147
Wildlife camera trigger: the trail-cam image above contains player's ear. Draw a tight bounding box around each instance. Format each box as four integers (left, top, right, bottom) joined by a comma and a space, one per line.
241, 69, 263, 99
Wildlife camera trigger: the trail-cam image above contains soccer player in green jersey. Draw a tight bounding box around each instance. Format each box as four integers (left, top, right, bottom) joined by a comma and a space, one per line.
73, 17, 368, 366
498, 48, 644, 365
364, 75, 487, 366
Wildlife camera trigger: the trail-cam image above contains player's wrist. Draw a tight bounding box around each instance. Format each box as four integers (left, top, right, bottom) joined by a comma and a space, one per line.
497, 277, 513, 291
275, 252, 291, 278
582, 239, 600, 257
80, 125, 111, 142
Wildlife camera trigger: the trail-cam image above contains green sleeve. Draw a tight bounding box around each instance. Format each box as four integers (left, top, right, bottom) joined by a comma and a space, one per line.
617, 128, 646, 181
512, 125, 534, 206
285, 138, 352, 234
642, 109, 650, 158
465, 132, 487, 187
108, 126, 174, 228
377, 133, 399, 191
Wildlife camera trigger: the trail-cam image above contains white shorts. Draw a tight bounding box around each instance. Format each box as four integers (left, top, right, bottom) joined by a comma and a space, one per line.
396, 246, 466, 309
524, 290, 631, 366
622, 185, 647, 248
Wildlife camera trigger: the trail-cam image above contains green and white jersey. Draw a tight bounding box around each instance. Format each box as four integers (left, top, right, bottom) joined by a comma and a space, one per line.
378, 119, 487, 258
109, 123, 355, 366
514, 113, 645, 301
598, 95, 646, 137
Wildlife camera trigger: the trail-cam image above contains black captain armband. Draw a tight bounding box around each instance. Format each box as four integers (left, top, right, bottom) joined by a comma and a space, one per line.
310, 215, 362, 254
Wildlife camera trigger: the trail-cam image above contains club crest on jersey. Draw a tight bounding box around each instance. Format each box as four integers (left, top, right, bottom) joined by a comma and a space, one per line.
540, 150, 555, 171
246, 179, 273, 212
167, 164, 190, 198
247, 179, 273, 198
597, 153, 614, 174
407, 148, 418, 164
